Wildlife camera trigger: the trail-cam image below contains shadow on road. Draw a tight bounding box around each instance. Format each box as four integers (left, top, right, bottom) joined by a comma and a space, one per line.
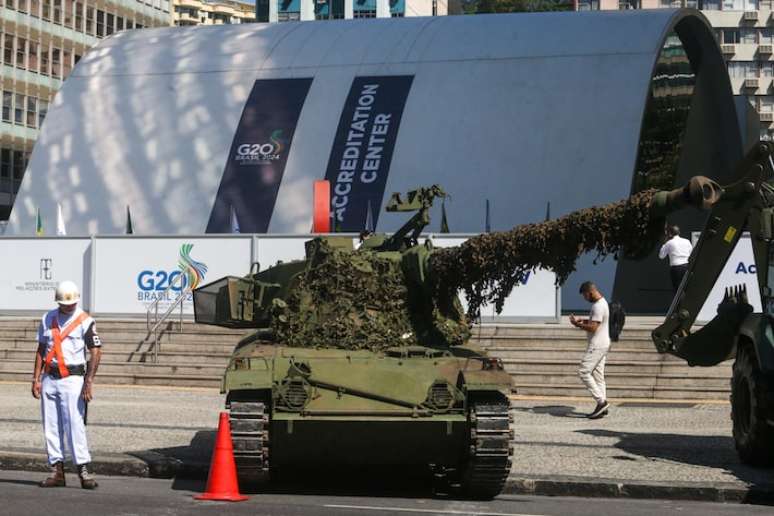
0, 478, 40, 487
513, 405, 587, 418
131, 430, 508, 500
577, 428, 774, 501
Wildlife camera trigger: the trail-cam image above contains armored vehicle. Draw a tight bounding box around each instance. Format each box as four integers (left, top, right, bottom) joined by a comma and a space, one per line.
193, 186, 514, 500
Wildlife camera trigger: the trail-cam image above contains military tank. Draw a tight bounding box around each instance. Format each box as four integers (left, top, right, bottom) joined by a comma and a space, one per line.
193, 177, 718, 499
193, 186, 514, 500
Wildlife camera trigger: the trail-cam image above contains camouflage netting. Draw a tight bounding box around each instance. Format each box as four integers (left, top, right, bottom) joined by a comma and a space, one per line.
270, 240, 470, 351
429, 190, 663, 319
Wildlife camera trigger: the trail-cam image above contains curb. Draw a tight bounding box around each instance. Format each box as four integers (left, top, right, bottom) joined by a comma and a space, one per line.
504, 475, 774, 505
2, 450, 772, 504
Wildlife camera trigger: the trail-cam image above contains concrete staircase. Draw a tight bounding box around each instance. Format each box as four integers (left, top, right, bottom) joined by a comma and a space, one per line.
0, 317, 732, 399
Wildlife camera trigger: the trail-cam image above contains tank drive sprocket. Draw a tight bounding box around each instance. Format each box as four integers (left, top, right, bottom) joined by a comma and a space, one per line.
229, 400, 270, 484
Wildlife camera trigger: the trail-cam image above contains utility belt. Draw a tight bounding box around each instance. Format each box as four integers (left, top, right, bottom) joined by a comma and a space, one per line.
46, 363, 86, 379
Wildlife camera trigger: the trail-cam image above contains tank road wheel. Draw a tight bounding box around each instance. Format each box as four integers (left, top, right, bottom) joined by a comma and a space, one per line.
459, 397, 514, 500
229, 401, 270, 486
731, 343, 774, 466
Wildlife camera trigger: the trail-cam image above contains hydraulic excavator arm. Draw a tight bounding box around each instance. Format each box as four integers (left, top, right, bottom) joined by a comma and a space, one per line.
651, 142, 774, 366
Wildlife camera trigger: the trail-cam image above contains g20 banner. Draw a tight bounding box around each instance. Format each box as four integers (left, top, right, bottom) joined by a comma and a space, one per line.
325, 76, 414, 232
93, 237, 252, 315
207, 78, 313, 234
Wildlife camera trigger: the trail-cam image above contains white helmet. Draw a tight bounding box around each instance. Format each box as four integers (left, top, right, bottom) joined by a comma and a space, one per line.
55, 280, 80, 306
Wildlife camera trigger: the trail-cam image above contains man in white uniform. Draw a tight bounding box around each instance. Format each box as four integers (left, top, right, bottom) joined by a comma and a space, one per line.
658, 225, 693, 293
570, 281, 611, 419
31, 280, 102, 489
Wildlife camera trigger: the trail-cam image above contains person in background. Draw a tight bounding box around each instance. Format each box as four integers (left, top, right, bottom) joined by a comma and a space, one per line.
570, 281, 611, 419
31, 280, 102, 489
659, 224, 693, 294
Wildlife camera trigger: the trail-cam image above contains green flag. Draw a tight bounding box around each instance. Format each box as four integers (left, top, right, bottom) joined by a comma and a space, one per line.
35, 208, 43, 236
440, 199, 450, 233
125, 205, 134, 234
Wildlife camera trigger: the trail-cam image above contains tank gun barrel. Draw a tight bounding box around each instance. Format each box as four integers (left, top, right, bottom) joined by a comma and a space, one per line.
649, 176, 723, 219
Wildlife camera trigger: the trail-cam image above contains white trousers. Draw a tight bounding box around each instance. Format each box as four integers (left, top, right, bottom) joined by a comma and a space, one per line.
41, 374, 92, 466
579, 345, 609, 404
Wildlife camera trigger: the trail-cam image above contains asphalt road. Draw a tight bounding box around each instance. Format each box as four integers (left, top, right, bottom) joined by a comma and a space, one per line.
0, 470, 769, 516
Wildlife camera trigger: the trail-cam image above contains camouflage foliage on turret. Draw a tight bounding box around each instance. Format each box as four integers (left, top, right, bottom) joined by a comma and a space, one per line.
429, 189, 663, 319
270, 238, 470, 351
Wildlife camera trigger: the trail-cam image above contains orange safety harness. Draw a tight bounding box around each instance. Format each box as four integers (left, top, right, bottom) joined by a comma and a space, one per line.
44, 312, 89, 378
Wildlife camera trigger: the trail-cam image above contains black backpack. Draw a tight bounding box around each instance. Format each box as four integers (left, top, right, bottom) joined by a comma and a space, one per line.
609, 301, 626, 342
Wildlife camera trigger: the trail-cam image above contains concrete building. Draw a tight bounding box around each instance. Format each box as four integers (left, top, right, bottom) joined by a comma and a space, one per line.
257, 0, 447, 23
0, 0, 171, 221
583, 1, 774, 141
173, 0, 255, 26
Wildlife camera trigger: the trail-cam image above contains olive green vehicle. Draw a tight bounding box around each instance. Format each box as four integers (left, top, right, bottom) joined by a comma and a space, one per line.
193, 187, 514, 500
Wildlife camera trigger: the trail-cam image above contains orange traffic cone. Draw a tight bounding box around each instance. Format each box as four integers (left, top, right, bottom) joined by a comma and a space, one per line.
194, 412, 249, 502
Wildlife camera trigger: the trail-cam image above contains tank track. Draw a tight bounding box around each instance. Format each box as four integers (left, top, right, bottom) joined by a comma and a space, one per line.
229, 401, 270, 484
460, 400, 513, 500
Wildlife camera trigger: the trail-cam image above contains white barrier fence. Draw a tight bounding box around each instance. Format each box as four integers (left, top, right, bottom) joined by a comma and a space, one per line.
0, 234, 561, 322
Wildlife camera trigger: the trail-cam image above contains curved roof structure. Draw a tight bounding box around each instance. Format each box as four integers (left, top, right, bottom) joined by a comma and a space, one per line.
8, 10, 742, 311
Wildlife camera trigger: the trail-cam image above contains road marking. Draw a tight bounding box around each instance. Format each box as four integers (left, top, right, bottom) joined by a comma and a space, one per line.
323, 504, 544, 516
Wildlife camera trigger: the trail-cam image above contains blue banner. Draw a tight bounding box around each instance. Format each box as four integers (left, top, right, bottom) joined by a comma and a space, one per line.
206, 78, 312, 234
324, 76, 414, 232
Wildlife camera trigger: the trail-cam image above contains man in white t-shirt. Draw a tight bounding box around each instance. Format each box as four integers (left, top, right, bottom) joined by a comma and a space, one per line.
570, 281, 611, 419
658, 225, 693, 293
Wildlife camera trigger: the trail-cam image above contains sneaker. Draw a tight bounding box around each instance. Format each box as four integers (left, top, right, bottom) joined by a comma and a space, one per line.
587, 401, 610, 419
77, 463, 98, 490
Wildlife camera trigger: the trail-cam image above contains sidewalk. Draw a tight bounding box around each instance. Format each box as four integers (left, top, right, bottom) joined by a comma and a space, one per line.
1, 382, 772, 504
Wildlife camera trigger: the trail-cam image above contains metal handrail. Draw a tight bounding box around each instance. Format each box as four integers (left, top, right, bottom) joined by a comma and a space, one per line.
145, 272, 187, 363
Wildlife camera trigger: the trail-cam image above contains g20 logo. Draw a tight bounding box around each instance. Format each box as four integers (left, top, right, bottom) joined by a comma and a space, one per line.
137, 270, 188, 292
234, 130, 285, 163
237, 143, 276, 157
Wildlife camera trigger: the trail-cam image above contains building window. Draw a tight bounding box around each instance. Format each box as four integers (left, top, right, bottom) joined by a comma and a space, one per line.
4, 0, 14, 9
86, 6, 94, 34
703, 0, 720, 9
41, 46, 49, 76
723, 29, 740, 44
0, 150, 10, 180
63, 50, 71, 77
74, 1, 82, 30
2, 92, 12, 123
741, 28, 757, 44
96, 9, 105, 37
53, 0, 62, 24
3, 36, 14, 66
38, 99, 48, 127
12, 150, 24, 183
107, 13, 114, 35
15, 37, 25, 70
28, 41, 38, 73
64, 0, 74, 27
26, 97, 36, 128
577, 0, 599, 9
277, 11, 300, 20
17, 0, 27, 13
52, 48, 61, 79
353, 9, 376, 17
117, 16, 124, 31
14, 94, 24, 125
30, 0, 39, 17
42, 0, 50, 20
